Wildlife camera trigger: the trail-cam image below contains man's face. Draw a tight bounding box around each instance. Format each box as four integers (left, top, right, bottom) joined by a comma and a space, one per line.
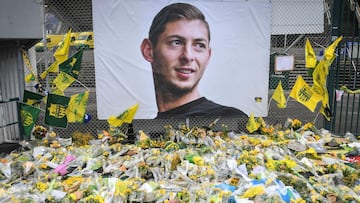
152, 19, 211, 95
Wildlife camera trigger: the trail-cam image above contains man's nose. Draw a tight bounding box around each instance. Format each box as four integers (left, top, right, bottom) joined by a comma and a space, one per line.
181, 44, 195, 62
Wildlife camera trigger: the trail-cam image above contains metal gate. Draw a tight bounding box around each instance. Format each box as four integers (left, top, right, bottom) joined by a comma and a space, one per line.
327, 0, 360, 135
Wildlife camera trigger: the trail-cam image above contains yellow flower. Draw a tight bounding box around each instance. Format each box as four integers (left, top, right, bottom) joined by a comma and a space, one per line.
277, 131, 285, 138
193, 156, 205, 166
296, 148, 320, 159
84, 195, 105, 203
311, 194, 321, 202
69, 193, 76, 201
115, 180, 133, 196
241, 185, 265, 198
206, 168, 215, 176
266, 159, 276, 170
354, 185, 360, 193
62, 176, 84, 187
36, 182, 48, 192
291, 198, 306, 203
291, 119, 302, 129
261, 140, 272, 147
103, 151, 109, 157
281, 158, 296, 169
39, 163, 48, 169
158, 188, 166, 195
239, 135, 249, 139
313, 135, 321, 141
48, 131, 57, 138
303, 122, 314, 130
98, 133, 104, 139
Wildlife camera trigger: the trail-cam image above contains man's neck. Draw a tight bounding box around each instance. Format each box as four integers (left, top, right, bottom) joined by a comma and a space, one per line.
156, 91, 201, 112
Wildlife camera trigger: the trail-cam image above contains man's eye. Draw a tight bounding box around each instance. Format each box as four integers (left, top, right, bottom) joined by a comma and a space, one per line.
195, 43, 206, 50
170, 40, 182, 46
197, 43, 206, 48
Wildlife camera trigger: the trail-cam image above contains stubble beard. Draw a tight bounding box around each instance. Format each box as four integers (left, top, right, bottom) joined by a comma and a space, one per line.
153, 71, 200, 98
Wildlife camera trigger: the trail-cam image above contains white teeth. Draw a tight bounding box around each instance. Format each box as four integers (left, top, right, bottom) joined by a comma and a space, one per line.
178, 69, 192, 74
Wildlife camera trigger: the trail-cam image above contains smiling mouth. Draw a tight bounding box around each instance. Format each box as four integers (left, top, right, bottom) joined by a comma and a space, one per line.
176, 69, 194, 74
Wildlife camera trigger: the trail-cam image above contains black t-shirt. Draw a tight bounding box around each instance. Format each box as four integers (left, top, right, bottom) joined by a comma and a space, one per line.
155, 97, 247, 119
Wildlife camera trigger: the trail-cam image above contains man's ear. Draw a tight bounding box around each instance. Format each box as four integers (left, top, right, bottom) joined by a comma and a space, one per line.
140, 39, 154, 63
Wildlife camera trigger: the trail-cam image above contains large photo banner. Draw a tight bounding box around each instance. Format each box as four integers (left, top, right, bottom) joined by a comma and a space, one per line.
93, 0, 271, 119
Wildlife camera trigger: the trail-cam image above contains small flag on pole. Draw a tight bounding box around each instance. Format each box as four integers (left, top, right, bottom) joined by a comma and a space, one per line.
107, 103, 139, 127
45, 93, 70, 128
66, 91, 89, 123
52, 72, 76, 93
19, 102, 41, 139
23, 90, 45, 107
271, 81, 287, 108
59, 49, 84, 79
40, 30, 72, 78
324, 36, 343, 61
290, 75, 322, 112
54, 29, 72, 63
305, 38, 317, 68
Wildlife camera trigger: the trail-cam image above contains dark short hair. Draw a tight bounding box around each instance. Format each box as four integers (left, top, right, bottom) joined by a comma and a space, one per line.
148, 3, 210, 46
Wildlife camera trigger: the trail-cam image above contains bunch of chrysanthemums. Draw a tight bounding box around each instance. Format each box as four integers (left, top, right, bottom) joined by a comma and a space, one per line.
0, 118, 359, 202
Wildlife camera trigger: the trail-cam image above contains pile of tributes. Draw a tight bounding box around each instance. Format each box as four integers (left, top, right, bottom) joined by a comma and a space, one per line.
0, 118, 359, 203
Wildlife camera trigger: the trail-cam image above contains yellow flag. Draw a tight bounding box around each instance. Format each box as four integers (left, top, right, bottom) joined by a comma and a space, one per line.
305, 38, 317, 68
312, 60, 331, 120
52, 72, 76, 92
25, 73, 36, 82
246, 112, 259, 133
40, 67, 49, 80
271, 81, 287, 108
22, 49, 37, 82
108, 103, 139, 127
40, 30, 72, 79
66, 91, 89, 122
324, 36, 343, 61
40, 61, 60, 79
123, 103, 139, 123
54, 29, 72, 63
290, 75, 322, 112
312, 61, 328, 96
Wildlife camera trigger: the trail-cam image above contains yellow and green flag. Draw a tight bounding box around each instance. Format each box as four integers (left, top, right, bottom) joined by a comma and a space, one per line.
108, 103, 139, 127
40, 60, 60, 79
66, 91, 89, 123
52, 71, 76, 93
59, 49, 84, 79
305, 38, 317, 68
19, 102, 41, 139
40, 30, 72, 79
290, 75, 322, 112
45, 93, 70, 128
23, 90, 45, 107
271, 81, 287, 108
54, 29, 72, 63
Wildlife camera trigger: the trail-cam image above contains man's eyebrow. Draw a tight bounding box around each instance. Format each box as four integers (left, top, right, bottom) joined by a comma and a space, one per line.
194, 38, 208, 43
167, 35, 208, 43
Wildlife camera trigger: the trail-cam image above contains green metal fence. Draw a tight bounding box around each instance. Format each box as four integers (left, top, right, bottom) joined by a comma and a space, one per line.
327, 0, 360, 135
